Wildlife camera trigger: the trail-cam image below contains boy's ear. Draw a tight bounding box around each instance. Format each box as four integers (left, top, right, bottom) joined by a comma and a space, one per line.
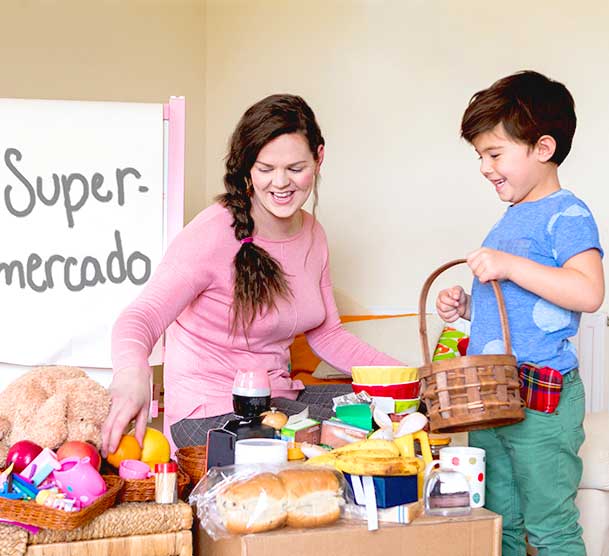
535, 135, 557, 162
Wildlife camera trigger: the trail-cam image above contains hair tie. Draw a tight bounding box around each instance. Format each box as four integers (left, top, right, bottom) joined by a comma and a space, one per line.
241, 237, 253, 245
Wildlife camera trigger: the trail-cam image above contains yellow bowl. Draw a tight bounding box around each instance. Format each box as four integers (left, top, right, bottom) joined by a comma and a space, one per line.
352, 366, 418, 385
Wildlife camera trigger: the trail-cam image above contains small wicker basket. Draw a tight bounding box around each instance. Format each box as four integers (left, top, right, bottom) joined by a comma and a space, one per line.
418, 259, 525, 433
115, 466, 191, 503
0, 475, 123, 530
176, 445, 207, 488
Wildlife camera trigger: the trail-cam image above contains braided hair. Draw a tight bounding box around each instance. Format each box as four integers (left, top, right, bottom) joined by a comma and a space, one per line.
217, 94, 325, 334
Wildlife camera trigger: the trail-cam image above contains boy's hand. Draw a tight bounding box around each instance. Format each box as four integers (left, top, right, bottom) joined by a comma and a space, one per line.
436, 286, 470, 322
467, 248, 513, 283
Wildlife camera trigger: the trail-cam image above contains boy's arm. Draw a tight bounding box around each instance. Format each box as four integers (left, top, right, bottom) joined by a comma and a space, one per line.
468, 247, 605, 313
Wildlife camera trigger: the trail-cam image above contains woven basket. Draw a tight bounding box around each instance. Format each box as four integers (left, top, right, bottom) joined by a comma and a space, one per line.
0, 475, 123, 530
418, 259, 525, 433
176, 445, 207, 487
115, 466, 191, 503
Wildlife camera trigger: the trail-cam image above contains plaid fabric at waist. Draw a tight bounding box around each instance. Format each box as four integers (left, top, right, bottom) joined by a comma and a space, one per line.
519, 363, 572, 414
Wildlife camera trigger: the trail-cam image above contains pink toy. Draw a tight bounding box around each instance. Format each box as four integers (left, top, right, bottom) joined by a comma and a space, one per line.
21, 448, 61, 486
52, 456, 106, 507
119, 459, 153, 480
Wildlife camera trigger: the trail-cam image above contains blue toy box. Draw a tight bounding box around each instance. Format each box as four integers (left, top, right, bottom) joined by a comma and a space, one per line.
344, 473, 418, 508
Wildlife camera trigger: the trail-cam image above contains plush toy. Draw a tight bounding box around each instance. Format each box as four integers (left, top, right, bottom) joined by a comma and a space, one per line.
0, 365, 110, 465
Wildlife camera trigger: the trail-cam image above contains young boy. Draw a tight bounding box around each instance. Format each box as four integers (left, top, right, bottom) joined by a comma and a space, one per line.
436, 70, 605, 556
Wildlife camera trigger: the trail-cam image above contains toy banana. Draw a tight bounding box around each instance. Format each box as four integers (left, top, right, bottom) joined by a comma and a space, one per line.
304, 452, 339, 468
332, 439, 400, 457
334, 453, 422, 476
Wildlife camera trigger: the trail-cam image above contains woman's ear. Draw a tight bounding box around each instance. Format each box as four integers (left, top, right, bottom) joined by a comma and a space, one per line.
536, 135, 557, 162
316, 144, 325, 172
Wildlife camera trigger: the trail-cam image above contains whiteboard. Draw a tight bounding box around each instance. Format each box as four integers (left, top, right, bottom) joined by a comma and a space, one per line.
0, 98, 169, 374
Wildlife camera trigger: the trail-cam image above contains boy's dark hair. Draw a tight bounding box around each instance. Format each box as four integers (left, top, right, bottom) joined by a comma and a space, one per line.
461, 70, 576, 165
217, 94, 325, 334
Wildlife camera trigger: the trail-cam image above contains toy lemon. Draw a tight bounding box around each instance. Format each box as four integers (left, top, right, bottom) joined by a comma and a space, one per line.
134, 427, 171, 471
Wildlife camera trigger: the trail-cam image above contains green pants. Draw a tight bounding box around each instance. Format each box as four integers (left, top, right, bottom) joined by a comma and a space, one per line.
469, 369, 586, 556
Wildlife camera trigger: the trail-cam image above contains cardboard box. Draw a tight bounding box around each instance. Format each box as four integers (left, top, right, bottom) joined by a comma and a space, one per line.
197, 508, 502, 556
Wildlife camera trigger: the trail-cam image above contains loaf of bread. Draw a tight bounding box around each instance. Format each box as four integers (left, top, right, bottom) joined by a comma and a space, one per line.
215, 468, 343, 534
277, 468, 342, 528
216, 472, 288, 534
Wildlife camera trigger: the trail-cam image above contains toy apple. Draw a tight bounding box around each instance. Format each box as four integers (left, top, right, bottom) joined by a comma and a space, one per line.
56, 441, 101, 471
6, 440, 43, 473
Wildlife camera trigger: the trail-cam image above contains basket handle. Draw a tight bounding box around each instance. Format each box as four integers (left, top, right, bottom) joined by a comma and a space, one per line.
418, 258, 512, 366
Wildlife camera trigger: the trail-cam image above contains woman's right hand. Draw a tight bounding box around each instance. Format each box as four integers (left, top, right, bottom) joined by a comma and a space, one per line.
101, 366, 152, 457
436, 285, 471, 322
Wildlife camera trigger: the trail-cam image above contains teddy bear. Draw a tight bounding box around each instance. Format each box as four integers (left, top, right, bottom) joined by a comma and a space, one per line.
0, 365, 111, 464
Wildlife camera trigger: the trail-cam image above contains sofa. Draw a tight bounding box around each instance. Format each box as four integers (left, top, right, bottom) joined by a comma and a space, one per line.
577, 411, 609, 556
290, 311, 608, 556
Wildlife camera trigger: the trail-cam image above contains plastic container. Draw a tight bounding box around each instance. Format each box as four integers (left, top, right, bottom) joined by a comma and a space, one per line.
155, 462, 178, 503
428, 435, 452, 459
423, 463, 471, 517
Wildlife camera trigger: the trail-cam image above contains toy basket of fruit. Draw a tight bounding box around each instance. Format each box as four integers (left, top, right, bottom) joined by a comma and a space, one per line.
105, 427, 190, 502
0, 439, 122, 530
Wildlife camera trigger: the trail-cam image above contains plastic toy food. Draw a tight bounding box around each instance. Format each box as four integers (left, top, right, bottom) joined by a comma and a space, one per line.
106, 434, 142, 468
56, 441, 102, 471
6, 440, 43, 473
260, 409, 288, 430
137, 428, 170, 470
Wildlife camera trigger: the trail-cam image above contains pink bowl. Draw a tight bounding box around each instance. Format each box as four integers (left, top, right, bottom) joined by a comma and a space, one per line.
352, 381, 420, 399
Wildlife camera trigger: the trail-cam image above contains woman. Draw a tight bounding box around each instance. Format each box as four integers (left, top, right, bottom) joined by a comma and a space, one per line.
101, 94, 401, 456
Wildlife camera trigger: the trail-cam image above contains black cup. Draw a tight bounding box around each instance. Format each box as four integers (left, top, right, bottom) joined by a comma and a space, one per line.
232, 393, 271, 418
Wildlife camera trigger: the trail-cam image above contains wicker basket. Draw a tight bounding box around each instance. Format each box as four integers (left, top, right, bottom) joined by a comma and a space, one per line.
115, 466, 191, 503
176, 445, 207, 487
418, 259, 525, 433
0, 475, 123, 530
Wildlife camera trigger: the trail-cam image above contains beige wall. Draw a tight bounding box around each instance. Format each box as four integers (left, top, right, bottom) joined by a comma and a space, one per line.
1, 0, 606, 315
205, 0, 609, 313
0, 0, 206, 223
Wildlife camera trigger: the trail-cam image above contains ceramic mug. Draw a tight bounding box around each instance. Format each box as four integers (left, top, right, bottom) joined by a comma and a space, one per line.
438, 447, 486, 508
119, 459, 154, 480
234, 438, 288, 465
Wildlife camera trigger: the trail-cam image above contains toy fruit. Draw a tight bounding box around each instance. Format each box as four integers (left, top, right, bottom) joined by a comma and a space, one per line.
56, 441, 102, 471
106, 434, 142, 469
136, 427, 171, 470
6, 440, 43, 473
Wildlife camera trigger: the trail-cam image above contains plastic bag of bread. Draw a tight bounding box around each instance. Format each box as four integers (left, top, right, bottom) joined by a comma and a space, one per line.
190, 463, 362, 539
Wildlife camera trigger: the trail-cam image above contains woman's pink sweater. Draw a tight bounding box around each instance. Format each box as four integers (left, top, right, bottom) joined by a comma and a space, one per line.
112, 203, 400, 428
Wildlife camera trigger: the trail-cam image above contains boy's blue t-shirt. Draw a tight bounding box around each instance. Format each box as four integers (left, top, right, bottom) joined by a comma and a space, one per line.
468, 189, 604, 374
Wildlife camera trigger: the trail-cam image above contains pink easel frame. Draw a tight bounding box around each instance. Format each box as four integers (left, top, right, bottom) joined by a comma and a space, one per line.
150, 97, 185, 422
164, 96, 185, 247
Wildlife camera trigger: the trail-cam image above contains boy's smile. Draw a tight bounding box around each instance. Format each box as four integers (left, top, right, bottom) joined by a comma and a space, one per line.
472, 123, 560, 205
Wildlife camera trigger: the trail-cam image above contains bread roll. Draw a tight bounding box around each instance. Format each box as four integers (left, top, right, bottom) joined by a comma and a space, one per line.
261, 409, 288, 430
277, 468, 342, 528
216, 472, 287, 534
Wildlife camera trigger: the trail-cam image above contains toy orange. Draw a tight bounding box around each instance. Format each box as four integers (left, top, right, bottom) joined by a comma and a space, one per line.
136, 427, 171, 471
106, 434, 142, 468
